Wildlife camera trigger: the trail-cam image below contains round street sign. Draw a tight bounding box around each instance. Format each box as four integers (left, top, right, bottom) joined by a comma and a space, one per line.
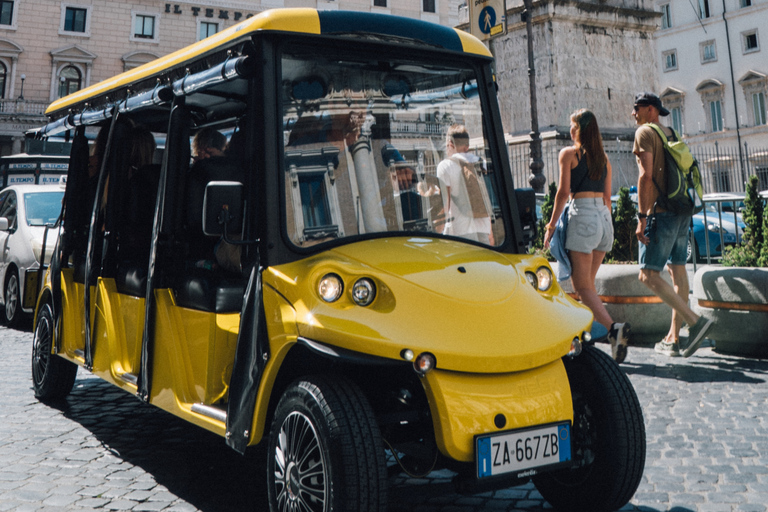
478, 6, 496, 35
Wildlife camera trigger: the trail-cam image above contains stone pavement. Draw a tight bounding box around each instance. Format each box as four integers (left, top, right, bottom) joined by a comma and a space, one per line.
1, 323, 767, 511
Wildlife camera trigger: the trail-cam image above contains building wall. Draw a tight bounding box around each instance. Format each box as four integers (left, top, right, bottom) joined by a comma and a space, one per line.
491, 0, 659, 138
654, 0, 768, 149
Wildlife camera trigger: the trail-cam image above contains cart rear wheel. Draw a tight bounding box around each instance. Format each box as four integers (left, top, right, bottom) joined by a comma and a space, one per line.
32, 302, 77, 400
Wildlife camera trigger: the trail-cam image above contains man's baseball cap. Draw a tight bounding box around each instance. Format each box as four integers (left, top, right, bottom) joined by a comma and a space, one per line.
634, 92, 670, 116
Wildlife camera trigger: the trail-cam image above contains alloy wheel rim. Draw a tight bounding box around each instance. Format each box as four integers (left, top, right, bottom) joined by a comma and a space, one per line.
32, 312, 51, 386
273, 411, 327, 512
6, 274, 17, 322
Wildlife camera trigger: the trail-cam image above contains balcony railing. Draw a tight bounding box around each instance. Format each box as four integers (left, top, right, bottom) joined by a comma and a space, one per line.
0, 99, 48, 116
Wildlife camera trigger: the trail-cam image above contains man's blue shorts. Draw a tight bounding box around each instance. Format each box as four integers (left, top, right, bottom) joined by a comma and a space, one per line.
639, 211, 690, 271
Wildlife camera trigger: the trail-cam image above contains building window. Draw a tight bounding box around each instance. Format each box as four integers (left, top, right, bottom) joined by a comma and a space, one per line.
373, 0, 387, 6
60, 4, 91, 36
64, 7, 87, 32
701, 40, 716, 62
709, 100, 723, 131
134, 14, 155, 39
0, 61, 6, 99
671, 107, 683, 133
663, 50, 677, 71
198, 21, 218, 40
58, 66, 81, 98
742, 30, 759, 53
698, 0, 710, 18
423, 0, 435, 13
660, 4, 671, 29
740, 0, 751, 7
299, 174, 332, 230
754, 92, 766, 125
0, 0, 13, 26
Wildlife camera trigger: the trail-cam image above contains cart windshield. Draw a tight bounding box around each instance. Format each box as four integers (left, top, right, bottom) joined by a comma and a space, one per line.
281, 45, 504, 249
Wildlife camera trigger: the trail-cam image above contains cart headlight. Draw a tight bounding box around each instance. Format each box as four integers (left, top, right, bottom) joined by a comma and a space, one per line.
352, 278, 376, 306
536, 266, 553, 291
413, 352, 436, 375
318, 273, 343, 303
525, 271, 537, 289
567, 337, 582, 358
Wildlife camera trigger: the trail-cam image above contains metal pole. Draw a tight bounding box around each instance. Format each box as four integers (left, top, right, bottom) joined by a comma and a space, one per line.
523, 0, 545, 193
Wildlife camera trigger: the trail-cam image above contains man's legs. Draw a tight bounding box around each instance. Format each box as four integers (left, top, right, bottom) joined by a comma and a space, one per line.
638, 266, 698, 342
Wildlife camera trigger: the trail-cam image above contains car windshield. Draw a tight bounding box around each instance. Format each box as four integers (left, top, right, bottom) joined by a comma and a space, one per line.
25, 191, 64, 226
281, 44, 504, 249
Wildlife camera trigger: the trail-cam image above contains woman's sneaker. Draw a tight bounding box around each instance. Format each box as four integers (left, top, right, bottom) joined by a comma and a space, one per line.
654, 339, 680, 357
608, 322, 630, 364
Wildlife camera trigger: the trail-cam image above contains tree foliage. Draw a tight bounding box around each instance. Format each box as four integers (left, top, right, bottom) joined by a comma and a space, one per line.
721, 175, 766, 267
607, 187, 638, 263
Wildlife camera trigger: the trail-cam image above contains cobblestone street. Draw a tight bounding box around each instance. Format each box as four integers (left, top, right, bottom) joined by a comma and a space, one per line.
2, 324, 767, 511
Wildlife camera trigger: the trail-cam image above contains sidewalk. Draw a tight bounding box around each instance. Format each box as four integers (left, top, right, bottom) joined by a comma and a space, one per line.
1, 325, 767, 511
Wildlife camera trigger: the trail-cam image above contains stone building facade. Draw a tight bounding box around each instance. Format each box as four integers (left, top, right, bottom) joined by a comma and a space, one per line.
0, 0, 461, 156
653, 0, 768, 191
469, 0, 661, 190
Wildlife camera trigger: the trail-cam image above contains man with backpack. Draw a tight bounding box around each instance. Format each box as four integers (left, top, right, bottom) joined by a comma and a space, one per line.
632, 92, 714, 357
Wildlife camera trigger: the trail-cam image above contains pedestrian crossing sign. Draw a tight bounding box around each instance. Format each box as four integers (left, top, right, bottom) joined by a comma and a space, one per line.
469, 0, 506, 41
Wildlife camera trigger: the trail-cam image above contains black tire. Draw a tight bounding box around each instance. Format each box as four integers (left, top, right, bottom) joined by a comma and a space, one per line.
32, 302, 77, 400
4, 269, 21, 327
267, 375, 388, 512
533, 346, 646, 512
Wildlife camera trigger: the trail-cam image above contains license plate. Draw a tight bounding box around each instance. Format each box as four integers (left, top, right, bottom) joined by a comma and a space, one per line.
476, 422, 571, 479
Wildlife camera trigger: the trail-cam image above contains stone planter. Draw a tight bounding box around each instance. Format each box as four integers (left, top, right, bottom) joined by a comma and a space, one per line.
692, 267, 768, 358
555, 263, 674, 342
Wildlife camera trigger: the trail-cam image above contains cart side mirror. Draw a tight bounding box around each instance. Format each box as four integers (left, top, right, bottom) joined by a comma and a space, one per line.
203, 181, 244, 237
515, 187, 537, 245
0, 217, 8, 231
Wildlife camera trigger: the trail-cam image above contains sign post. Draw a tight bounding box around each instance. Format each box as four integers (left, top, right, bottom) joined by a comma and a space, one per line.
468, 0, 506, 42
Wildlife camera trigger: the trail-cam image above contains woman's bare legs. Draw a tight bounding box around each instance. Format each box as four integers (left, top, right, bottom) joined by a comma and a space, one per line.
569, 249, 612, 329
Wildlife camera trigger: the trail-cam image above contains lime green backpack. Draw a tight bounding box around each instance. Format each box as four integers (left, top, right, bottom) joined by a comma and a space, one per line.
646, 123, 704, 215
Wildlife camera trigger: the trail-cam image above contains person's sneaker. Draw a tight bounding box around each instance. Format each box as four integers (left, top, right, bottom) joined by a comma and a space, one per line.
654, 339, 680, 357
608, 322, 630, 364
680, 316, 714, 358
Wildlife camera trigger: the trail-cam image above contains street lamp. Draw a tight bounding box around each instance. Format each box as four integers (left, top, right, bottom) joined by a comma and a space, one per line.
522, 0, 545, 193
18, 74, 25, 100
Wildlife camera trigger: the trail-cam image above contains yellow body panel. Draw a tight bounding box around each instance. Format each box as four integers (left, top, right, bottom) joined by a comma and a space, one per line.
423, 361, 573, 461
41, 235, 588, 454
454, 28, 492, 57
266, 237, 592, 374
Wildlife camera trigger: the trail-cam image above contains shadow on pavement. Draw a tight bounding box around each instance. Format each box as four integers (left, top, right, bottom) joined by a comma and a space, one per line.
45, 377, 266, 510
622, 352, 768, 384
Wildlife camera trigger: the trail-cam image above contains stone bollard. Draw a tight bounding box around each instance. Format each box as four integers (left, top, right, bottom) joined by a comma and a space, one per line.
692, 267, 768, 358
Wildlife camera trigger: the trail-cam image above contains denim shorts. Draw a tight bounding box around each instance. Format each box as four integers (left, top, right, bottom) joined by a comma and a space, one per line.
639, 211, 690, 271
565, 197, 614, 253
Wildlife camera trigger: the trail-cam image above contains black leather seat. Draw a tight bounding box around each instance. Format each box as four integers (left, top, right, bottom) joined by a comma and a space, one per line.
174, 270, 245, 313
115, 264, 148, 297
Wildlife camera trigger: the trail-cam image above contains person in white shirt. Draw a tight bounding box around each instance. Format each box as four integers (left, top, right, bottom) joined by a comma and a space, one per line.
436, 124, 493, 244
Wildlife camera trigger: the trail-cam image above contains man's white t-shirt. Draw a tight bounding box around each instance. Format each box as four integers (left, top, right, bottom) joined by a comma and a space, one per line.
436, 152, 491, 238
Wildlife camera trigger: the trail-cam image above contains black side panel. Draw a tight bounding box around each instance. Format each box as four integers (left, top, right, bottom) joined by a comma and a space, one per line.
225, 262, 268, 454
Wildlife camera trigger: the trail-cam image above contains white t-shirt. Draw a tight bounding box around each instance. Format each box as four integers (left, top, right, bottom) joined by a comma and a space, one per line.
436, 152, 491, 238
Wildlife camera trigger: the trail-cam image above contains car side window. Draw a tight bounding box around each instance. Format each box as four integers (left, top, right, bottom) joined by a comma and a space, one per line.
0, 190, 17, 229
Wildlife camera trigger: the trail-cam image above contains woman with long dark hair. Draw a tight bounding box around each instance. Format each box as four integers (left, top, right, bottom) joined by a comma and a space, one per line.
544, 109, 630, 363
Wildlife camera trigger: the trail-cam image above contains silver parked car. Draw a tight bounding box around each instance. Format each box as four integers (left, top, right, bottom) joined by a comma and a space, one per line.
0, 184, 64, 327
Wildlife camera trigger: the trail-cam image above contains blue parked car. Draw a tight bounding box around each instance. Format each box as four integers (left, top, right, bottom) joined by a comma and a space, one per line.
611, 192, 745, 263
690, 194, 745, 263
